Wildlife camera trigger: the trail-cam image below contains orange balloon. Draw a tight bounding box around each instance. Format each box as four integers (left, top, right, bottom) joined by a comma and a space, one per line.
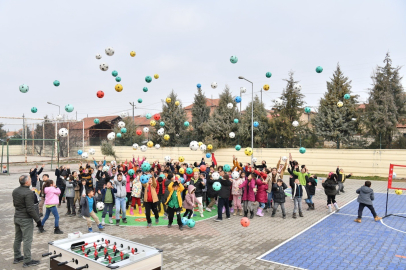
240, 217, 250, 227
200, 165, 207, 172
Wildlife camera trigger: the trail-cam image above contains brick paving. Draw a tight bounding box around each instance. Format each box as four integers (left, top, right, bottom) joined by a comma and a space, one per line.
0, 165, 389, 270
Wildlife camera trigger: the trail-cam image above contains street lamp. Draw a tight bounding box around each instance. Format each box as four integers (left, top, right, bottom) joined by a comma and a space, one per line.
47, 101, 60, 159
47, 102, 60, 115
238, 76, 254, 162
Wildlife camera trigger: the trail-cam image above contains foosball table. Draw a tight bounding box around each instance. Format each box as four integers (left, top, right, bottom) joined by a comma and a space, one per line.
43, 232, 163, 270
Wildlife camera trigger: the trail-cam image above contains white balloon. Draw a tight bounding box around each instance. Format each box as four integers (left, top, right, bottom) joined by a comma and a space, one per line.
107, 132, 115, 140
81, 152, 88, 159
140, 145, 147, 152
120, 111, 128, 118
252, 157, 257, 163
96, 201, 105, 211
56, 114, 63, 121
211, 82, 218, 89
132, 143, 139, 150
102, 166, 109, 172
96, 54, 102, 60
281, 156, 288, 162
292, 121, 299, 127
164, 156, 171, 162
190, 141, 199, 151
58, 128, 68, 137
88, 148, 95, 155
143, 127, 149, 133
117, 121, 125, 128
240, 87, 246, 94
212, 172, 220, 180
229, 132, 235, 139
393, 172, 397, 179
231, 171, 240, 180
155, 144, 161, 149
105, 47, 114, 56
200, 144, 206, 151
99, 63, 109, 71
157, 128, 165, 136
227, 103, 233, 109
293, 84, 302, 91
275, 98, 283, 106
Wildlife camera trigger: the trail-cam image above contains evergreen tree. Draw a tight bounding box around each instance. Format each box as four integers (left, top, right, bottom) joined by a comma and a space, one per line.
270, 71, 305, 147
366, 53, 406, 148
239, 96, 270, 147
151, 90, 188, 147
114, 117, 146, 146
201, 87, 239, 148
0, 123, 7, 140
312, 64, 359, 149
191, 88, 211, 142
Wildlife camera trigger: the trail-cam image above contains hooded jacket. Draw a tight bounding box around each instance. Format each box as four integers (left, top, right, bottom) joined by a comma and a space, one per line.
131, 176, 142, 198
189, 177, 205, 197
164, 182, 185, 207
65, 180, 76, 198
272, 182, 288, 204
305, 175, 317, 196
255, 179, 269, 203
114, 176, 127, 198
322, 177, 338, 196
183, 185, 199, 210
231, 177, 244, 196
217, 177, 232, 198
356, 186, 374, 205
80, 196, 98, 218
239, 178, 256, 202
143, 177, 159, 203
44, 186, 61, 205
206, 175, 220, 198
336, 168, 351, 183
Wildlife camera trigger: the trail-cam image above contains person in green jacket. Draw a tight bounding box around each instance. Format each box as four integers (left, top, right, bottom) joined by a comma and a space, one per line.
292, 165, 311, 186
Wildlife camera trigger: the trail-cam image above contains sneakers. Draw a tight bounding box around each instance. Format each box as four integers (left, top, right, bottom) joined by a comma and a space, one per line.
122, 218, 127, 224
23, 260, 40, 268
116, 219, 120, 226
168, 224, 172, 228
375, 216, 382, 222
13, 256, 24, 264
38, 226, 45, 233
101, 218, 105, 226
299, 211, 304, 217
65, 212, 71, 216
70, 213, 76, 217
334, 203, 340, 212
98, 223, 104, 230
214, 218, 222, 222
54, 227, 63, 234
155, 218, 159, 224
200, 214, 204, 218
109, 218, 113, 224
354, 218, 362, 223
205, 207, 211, 212
147, 223, 152, 228
292, 213, 297, 219
88, 227, 93, 232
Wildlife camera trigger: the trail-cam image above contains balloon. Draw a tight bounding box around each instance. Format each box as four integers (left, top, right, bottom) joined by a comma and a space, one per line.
154, 114, 161, 121
112, 70, 118, 77
65, 104, 74, 113
166, 97, 171, 103
164, 134, 170, 141
115, 84, 123, 92
235, 145, 241, 151
145, 76, 152, 83
53, 80, 60, 87
116, 133, 122, 138
130, 51, 136, 57
160, 121, 165, 127
263, 84, 270, 91
184, 121, 190, 127
31, 107, 38, 113
128, 169, 135, 176
241, 217, 250, 227
178, 156, 185, 162
121, 128, 127, 133
141, 163, 151, 172
181, 217, 188, 225
206, 153, 211, 158
266, 72, 272, 78
200, 165, 206, 172
234, 119, 239, 124
143, 87, 148, 92
97, 91, 104, 98
230, 55, 238, 64
175, 101, 180, 106
187, 219, 195, 228
235, 96, 241, 103
147, 141, 154, 148
212, 182, 221, 191
138, 98, 142, 103
344, 94, 350, 100
154, 74, 159, 79
207, 144, 213, 150
244, 147, 253, 156
115, 76, 121, 82
337, 101, 344, 108
19, 84, 29, 93
179, 168, 185, 174
299, 147, 306, 154
186, 168, 193, 174
150, 120, 156, 126
223, 164, 231, 172
77, 150, 83, 155
304, 107, 311, 114
197, 83, 201, 88
94, 118, 100, 124
316, 66, 323, 73
136, 130, 142, 136
253, 121, 259, 127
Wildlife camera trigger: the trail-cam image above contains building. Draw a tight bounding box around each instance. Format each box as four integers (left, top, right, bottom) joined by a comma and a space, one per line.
184, 98, 220, 122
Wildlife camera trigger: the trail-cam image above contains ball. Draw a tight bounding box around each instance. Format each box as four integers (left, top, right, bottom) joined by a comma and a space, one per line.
229, 132, 235, 138
178, 156, 185, 162
275, 98, 283, 106
166, 97, 171, 103
118, 121, 125, 128
253, 121, 259, 127
146, 113, 152, 119
140, 174, 150, 183
112, 70, 118, 77
82, 152, 88, 159
175, 101, 180, 106
128, 169, 135, 176
30, 107, 38, 113
88, 148, 95, 155
200, 144, 206, 151
107, 132, 115, 140
77, 150, 83, 155
116, 133, 122, 138
230, 55, 238, 64
130, 51, 136, 57
189, 141, 199, 151
337, 101, 344, 108
252, 157, 257, 163
393, 172, 397, 179
115, 84, 123, 92
147, 141, 154, 148
140, 145, 147, 152
143, 127, 149, 133
58, 128, 68, 137
150, 120, 156, 127
227, 103, 233, 109
164, 134, 170, 141
211, 82, 218, 89
132, 143, 139, 150
102, 166, 109, 172
120, 111, 128, 118
207, 144, 213, 150
19, 84, 29, 93
95, 54, 102, 59
97, 90, 104, 98
181, 217, 188, 225
316, 66, 323, 73
212, 182, 222, 191
65, 104, 74, 113
99, 63, 109, 71
184, 121, 190, 127
187, 219, 195, 228
240, 87, 246, 93
244, 147, 253, 156
154, 74, 159, 79
281, 156, 288, 162
163, 156, 171, 163
138, 98, 143, 103
186, 168, 193, 174
231, 171, 240, 180
94, 118, 100, 124
157, 128, 165, 136
212, 172, 220, 180
235, 145, 241, 151
96, 202, 105, 211
115, 76, 121, 82
292, 121, 299, 127
305, 107, 311, 114
234, 119, 239, 124
200, 165, 207, 172
293, 84, 302, 91
136, 130, 142, 136
235, 96, 241, 103
153, 114, 161, 121
179, 168, 185, 174
240, 217, 250, 227
53, 80, 60, 87
206, 153, 211, 158
121, 128, 127, 133
266, 72, 272, 78
56, 115, 63, 121
395, 189, 403, 195
263, 84, 270, 91
160, 122, 165, 127
223, 164, 231, 172
143, 87, 148, 93
193, 168, 199, 173
145, 76, 152, 83
105, 47, 114, 56
197, 83, 201, 88
344, 94, 351, 100
299, 147, 306, 154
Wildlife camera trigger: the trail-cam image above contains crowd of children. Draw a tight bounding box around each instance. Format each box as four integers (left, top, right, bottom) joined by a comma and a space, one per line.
26, 152, 382, 233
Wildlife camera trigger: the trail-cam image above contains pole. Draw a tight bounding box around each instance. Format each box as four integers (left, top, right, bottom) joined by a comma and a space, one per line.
82, 120, 85, 149
260, 88, 263, 104
239, 90, 242, 114
67, 122, 70, 158
42, 121, 45, 156
24, 122, 27, 163
7, 139, 9, 175
129, 102, 135, 124
251, 82, 254, 160
32, 123, 34, 156
55, 121, 57, 159
22, 114, 24, 152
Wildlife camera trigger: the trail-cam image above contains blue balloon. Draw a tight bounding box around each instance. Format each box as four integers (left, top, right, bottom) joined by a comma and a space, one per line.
197, 83, 201, 88
187, 219, 195, 228
235, 96, 242, 103
253, 121, 259, 127
179, 177, 185, 184
140, 174, 151, 184
299, 147, 306, 154
206, 153, 211, 158
77, 150, 83, 155
181, 217, 188, 225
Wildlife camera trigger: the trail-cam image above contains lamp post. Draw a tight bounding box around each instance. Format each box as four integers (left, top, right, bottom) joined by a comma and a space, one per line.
129, 102, 136, 124
47, 102, 60, 158
238, 76, 254, 162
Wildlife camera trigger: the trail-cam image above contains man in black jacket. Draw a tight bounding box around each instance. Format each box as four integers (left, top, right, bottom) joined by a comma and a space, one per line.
12, 175, 42, 267
215, 175, 232, 222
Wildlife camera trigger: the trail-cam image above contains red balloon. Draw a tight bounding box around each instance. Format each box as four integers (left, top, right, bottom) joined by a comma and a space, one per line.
153, 114, 161, 121
200, 165, 206, 172
97, 90, 104, 98
136, 130, 142, 136
240, 217, 250, 227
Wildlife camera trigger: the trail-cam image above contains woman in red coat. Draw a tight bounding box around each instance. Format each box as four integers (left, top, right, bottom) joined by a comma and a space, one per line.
254, 170, 268, 217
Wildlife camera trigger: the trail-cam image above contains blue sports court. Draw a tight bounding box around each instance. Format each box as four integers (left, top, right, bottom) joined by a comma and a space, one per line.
258, 193, 406, 270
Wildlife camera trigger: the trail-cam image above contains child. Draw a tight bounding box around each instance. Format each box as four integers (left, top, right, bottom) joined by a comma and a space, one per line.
239, 174, 257, 219
65, 176, 76, 216
130, 171, 143, 215
265, 167, 280, 211
37, 174, 49, 217
354, 181, 381, 222
292, 165, 311, 186
2, 165, 7, 173
165, 180, 185, 230
254, 171, 268, 217
72, 171, 81, 210
40, 180, 63, 234
336, 166, 352, 195
142, 176, 160, 228
205, 174, 218, 212
231, 172, 244, 216
163, 173, 174, 216
99, 181, 117, 225
183, 185, 201, 219
305, 175, 317, 210
215, 175, 232, 221
78, 179, 87, 217
80, 189, 104, 232
156, 176, 166, 213
114, 173, 127, 225
271, 179, 288, 219
189, 172, 205, 217
322, 172, 340, 213
292, 178, 308, 218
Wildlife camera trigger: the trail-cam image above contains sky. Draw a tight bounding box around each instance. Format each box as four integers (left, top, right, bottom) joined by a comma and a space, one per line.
1, 0, 406, 131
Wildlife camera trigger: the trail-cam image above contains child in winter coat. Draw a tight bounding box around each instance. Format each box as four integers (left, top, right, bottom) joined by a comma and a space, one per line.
231, 172, 244, 216
271, 179, 288, 219
292, 178, 308, 218
114, 173, 128, 225
40, 180, 63, 234
156, 176, 166, 213
130, 171, 143, 215
189, 172, 205, 217
305, 175, 317, 210
183, 185, 201, 219
254, 172, 269, 217
99, 181, 117, 225
354, 181, 382, 223
336, 166, 352, 195
65, 176, 76, 216
239, 174, 257, 219
142, 176, 160, 228
215, 175, 232, 221
165, 180, 185, 230
322, 172, 340, 213
80, 189, 104, 232
206, 174, 219, 212
292, 165, 311, 186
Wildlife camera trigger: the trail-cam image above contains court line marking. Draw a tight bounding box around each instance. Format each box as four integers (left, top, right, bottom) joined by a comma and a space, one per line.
334, 212, 374, 219
256, 197, 358, 268
380, 213, 406, 234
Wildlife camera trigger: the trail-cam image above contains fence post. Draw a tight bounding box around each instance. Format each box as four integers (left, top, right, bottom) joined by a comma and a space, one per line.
7, 139, 9, 175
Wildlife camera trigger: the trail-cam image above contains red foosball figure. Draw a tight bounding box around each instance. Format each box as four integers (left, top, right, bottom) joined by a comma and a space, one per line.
94, 250, 98, 257
131, 248, 135, 254
113, 245, 116, 252
120, 251, 124, 260
93, 243, 97, 249
108, 255, 112, 264
81, 246, 85, 253
104, 247, 108, 255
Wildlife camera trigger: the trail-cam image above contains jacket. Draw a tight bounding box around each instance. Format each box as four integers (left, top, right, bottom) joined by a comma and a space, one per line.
101, 187, 117, 203
156, 178, 166, 195
79, 166, 93, 189
126, 175, 133, 193
143, 177, 159, 203
80, 196, 98, 218
55, 168, 69, 188
272, 182, 288, 203
276, 160, 287, 178
164, 182, 185, 207
182, 185, 198, 210
12, 185, 40, 222
206, 176, 220, 198
322, 178, 338, 196
44, 186, 61, 205
65, 180, 76, 198
114, 177, 127, 198
131, 177, 142, 198
255, 179, 269, 203
29, 167, 43, 188
292, 170, 311, 186
356, 186, 374, 205
231, 159, 243, 172
336, 168, 351, 183
266, 172, 281, 193
189, 177, 205, 197
254, 162, 267, 171
239, 178, 256, 202
292, 183, 307, 198
231, 178, 244, 196
163, 179, 173, 202
217, 178, 232, 198
305, 175, 317, 196
95, 170, 112, 191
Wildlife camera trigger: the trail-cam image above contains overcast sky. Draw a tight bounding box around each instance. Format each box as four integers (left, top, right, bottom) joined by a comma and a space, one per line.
1, 0, 405, 131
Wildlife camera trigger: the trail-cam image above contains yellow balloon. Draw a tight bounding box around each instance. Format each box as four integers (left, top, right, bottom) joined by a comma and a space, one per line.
115, 84, 123, 92
164, 134, 170, 141
337, 101, 344, 108
147, 141, 154, 148
130, 51, 136, 57
150, 120, 156, 126
175, 101, 180, 106
193, 168, 199, 173
395, 189, 403, 195
263, 84, 270, 91
244, 147, 253, 156
198, 142, 203, 146
166, 98, 172, 104
178, 156, 185, 162
154, 74, 159, 79
179, 168, 185, 174
207, 144, 213, 150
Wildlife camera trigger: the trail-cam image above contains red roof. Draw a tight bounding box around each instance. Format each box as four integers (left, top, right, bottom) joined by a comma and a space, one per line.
7, 131, 18, 137
184, 98, 220, 110
70, 115, 120, 130
130, 116, 151, 127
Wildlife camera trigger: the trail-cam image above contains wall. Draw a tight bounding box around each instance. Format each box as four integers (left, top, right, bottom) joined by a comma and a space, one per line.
7, 145, 55, 157
71, 146, 406, 177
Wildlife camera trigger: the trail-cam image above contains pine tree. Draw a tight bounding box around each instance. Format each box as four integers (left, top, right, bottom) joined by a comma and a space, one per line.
239, 96, 270, 147
0, 123, 7, 140
201, 87, 239, 149
151, 90, 188, 147
114, 117, 146, 146
366, 53, 406, 148
312, 64, 359, 149
191, 88, 211, 142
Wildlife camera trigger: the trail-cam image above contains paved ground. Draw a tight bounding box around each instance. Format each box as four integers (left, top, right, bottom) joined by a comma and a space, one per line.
0, 165, 390, 270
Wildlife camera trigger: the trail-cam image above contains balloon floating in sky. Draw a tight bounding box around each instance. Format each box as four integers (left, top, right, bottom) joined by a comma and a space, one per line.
19, 84, 29, 93
138, 98, 142, 103
337, 101, 344, 108
235, 145, 241, 151
166, 97, 171, 103
130, 51, 136, 57
31, 107, 37, 113
94, 118, 100, 124
207, 144, 213, 150
154, 74, 159, 79
206, 153, 211, 158
211, 82, 217, 89
146, 113, 152, 119
65, 104, 74, 113
293, 84, 302, 91
77, 150, 83, 155
53, 80, 60, 87
244, 147, 253, 156
112, 70, 118, 77
175, 101, 180, 106
234, 119, 239, 124
96, 54, 102, 59
145, 76, 152, 83
235, 96, 241, 103
184, 121, 190, 127
299, 147, 306, 154
97, 90, 104, 98
263, 84, 270, 91
160, 121, 165, 127
115, 84, 123, 92
266, 72, 272, 78
99, 63, 108, 71
230, 55, 238, 64
253, 121, 259, 127
115, 76, 121, 82
105, 47, 114, 56
143, 87, 148, 92
197, 83, 201, 88
316, 66, 323, 73
304, 107, 311, 114
344, 94, 351, 100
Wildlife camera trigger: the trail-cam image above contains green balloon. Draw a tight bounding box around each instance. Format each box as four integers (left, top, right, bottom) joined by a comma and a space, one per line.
184, 121, 190, 127
230, 56, 238, 64
112, 70, 118, 77
160, 122, 165, 127
138, 98, 143, 103
94, 118, 100, 124
235, 145, 241, 151
344, 94, 351, 100
234, 119, 239, 124
31, 107, 38, 113
19, 84, 29, 93
115, 76, 121, 82
121, 128, 127, 133
53, 80, 60, 87
266, 72, 272, 78
65, 104, 74, 113
116, 133, 122, 138
143, 87, 148, 92
299, 147, 306, 154
304, 107, 311, 114
316, 66, 323, 73
145, 76, 152, 83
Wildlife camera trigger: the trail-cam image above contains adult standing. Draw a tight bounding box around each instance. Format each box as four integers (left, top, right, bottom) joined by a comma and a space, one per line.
12, 175, 42, 267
